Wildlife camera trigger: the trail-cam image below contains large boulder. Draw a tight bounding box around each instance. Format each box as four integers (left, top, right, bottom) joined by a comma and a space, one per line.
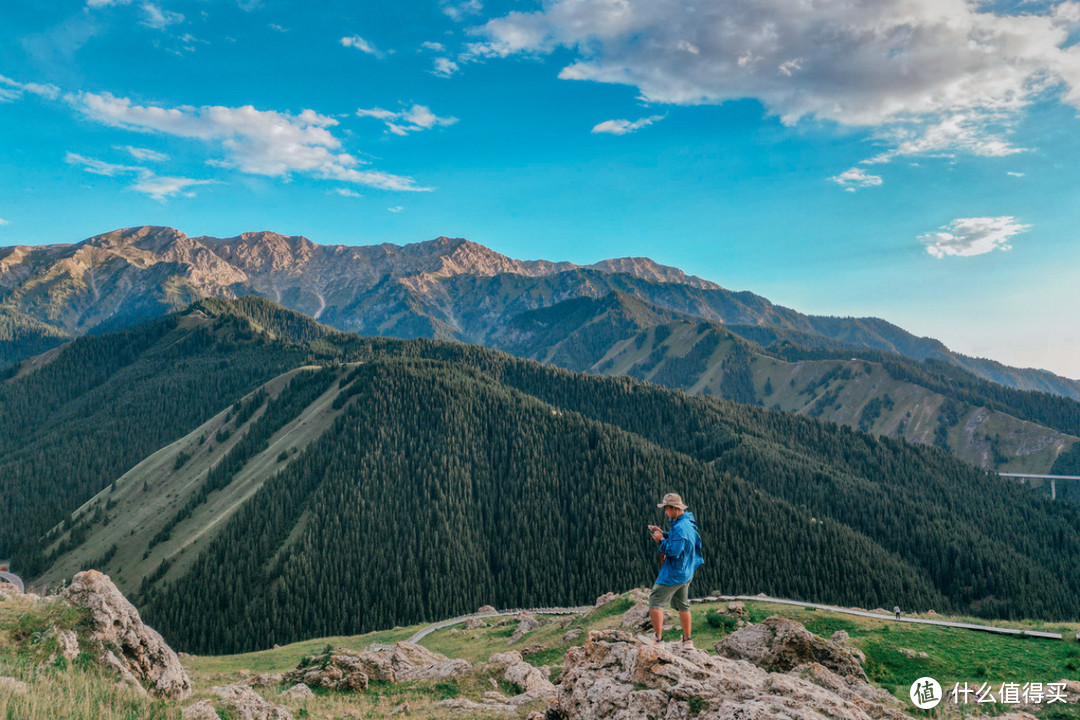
212, 683, 294, 720
718, 616, 868, 681
62, 570, 192, 700
542, 629, 911, 720
284, 642, 470, 692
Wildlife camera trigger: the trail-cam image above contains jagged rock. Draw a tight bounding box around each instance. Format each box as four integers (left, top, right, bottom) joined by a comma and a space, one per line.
247, 672, 284, 688
488, 651, 524, 667
505, 660, 557, 705
390, 700, 410, 715
285, 642, 469, 691
280, 683, 315, 700
213, 682, 294, 720
543, 629, 910, 720
718, 616, 868, 681
478, 605, 497, 613
918, 651, 929, 659
283, 649, 370, 691
464, 617, 487, 630
181, 700, 219, 720
899, 648, 917, 658
62, 570, 192, 700
831, 630, 850, 643
727, 601, 747, 616
521, 644, 546, 657
594, 592, 618, 607
508, 612, 540, 643
619, 602, 650, 630
563, 628, 583, 643
0, 676, 29, 695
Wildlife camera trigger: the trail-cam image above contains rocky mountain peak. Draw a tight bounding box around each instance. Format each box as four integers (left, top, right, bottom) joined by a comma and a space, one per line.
205, 231, 316, 273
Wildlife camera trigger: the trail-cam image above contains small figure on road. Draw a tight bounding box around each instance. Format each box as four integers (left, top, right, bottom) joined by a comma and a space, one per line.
647, 493, 704, 648
894, 605, 901, 620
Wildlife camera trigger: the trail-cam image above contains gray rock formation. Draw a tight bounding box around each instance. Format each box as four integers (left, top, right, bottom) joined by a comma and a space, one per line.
544, 628, 911, 720
212, 683, 294, 720
283, 642, 470, 692
61, 570, 192, 700
718, 615, 868, 680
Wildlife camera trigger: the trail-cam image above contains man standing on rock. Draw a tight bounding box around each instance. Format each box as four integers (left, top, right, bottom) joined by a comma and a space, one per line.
647, 492, 704, 648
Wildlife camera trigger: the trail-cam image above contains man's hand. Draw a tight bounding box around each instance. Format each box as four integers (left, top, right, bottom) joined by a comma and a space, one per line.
648, 525, 663, 543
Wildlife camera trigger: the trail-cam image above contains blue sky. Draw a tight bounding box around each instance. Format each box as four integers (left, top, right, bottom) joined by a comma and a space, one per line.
2, 0, 1079, 377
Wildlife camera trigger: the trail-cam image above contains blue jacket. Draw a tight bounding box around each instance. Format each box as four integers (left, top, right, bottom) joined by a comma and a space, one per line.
656, 510, 704, 586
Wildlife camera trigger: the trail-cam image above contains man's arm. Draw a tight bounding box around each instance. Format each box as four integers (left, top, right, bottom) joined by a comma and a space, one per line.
659, 529, 689, 558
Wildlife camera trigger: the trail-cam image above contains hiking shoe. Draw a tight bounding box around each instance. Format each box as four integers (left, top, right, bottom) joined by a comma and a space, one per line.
681, 637, 694, 648
637, 633, 666, 645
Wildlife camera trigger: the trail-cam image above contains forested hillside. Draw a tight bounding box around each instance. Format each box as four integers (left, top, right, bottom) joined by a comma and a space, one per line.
11, 298, 1080, 656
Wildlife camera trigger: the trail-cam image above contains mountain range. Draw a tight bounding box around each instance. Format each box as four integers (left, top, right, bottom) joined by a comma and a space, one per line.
2, 225, 1078, 476
10, 296, 1080, 656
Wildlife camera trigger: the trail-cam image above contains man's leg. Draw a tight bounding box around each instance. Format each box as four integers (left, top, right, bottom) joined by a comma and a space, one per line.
673, 583, 692, 640
648, 584, 674, 640
650, 608, 665, 640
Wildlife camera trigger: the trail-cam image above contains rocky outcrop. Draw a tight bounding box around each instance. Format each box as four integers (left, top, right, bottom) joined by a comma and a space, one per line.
718, 615, 868, 681
543, 629, 910, 720
280, 683, 315, 700
284, 642, 470, 692
61, 570, 192, 700
212, 683, 294, 720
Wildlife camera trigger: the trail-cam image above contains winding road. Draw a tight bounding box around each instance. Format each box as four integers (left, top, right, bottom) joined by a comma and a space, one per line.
405, 593, 1065, 645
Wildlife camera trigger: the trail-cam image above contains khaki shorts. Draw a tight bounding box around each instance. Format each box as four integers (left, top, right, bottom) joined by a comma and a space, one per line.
649, 582, 690, 612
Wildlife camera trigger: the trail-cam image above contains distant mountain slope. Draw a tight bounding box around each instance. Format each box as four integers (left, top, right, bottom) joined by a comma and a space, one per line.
2, 226, 1075, 403
16, 298, 1080, 656
501, 293, 1079, 473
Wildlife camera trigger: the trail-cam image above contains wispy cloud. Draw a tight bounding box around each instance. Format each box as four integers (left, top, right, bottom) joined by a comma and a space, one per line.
140, 3, 184, 30
0, 217, 8, 227
591, 115, 664, 135
65, 151, 212, 200
356, 104, 458, 136
442, 0, 482, 22
431, 57, 459, 77
334, 188, 362, 198
388, 205, 403, 213
830, 167, 883, 192
0, 74, 60, 102
1007, 171, 1025, 178
340, 35, 382, 57
919, 216, 1030, 258
66, 91, 432, 191
116, 145, 169, 162
420, 41, 446, 53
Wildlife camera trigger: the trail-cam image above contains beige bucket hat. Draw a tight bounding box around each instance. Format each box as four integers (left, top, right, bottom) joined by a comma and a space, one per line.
657, 492, 687, 510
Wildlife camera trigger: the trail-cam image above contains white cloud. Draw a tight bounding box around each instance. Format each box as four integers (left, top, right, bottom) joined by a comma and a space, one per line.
0, 217, 8, 226
86, 0, 133, 7
830, 167, 883, 191
919, 216, 1030, 258
334, 188, 362, 198
141, 3, 184, 30
388, 205, 403, 213
340, 35, 382, 57
591, 114, 664, 135
356, 104, 458, 135
65, 152, 212, 200
421, 41, 447, 53
471, 0, 1080, 176
1008, 171, 1026, 177
67, 91, 431, 191
268, 24, 288, 33
443, 0, 482, 22
0, 74, 60, 102
117, 145, 169, 161
432, 57, 459, 77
